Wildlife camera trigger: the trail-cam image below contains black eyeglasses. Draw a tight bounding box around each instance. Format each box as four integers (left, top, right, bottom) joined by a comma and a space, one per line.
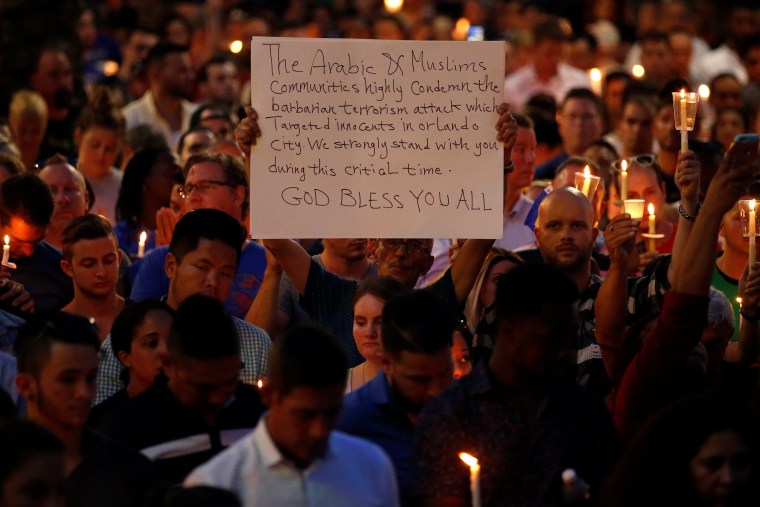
179, 179, 235, 198
612, 154, 656, 172
380, 239, 430, 255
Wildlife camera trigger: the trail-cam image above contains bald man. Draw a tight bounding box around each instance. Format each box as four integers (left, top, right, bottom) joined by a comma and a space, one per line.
36, 155, 89, 249
535, 187, 609, 396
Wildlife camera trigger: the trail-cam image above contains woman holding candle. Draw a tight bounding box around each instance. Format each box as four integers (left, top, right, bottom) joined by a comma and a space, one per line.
113, 147, 180, 259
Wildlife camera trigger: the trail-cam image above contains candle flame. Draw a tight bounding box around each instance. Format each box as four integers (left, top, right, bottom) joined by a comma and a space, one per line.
139, 231, 147, 243
680, 88, 686, 98
459, 452, 479, 468
3, 235, 7, 246
737, 297, 743, 305
648, 203, 655, 215
257, 379, 263, 389
384, 0, 403, 13
583, 165, 590, 177
621, 159, 627, 173
631, 64, 645, 78
751, 199, 756, 211
589, 68, 602, 82
698, 84, 710, 99
229, 40, 243, 54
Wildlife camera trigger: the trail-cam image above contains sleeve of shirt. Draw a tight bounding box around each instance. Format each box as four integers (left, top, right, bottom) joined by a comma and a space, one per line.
129, 248, 169, 301
424, 268, 460, 313
302, 258, 356, 318
234, 319, 272, 384
410, 396, 469, 501
95, 336, 124, 405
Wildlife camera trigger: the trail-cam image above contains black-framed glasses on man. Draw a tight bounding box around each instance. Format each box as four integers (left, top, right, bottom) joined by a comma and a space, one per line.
379, 239, 430, 255
178, 180, 235, 198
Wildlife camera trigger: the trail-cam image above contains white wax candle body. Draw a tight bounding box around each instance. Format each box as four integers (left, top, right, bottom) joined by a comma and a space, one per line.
680, 96, 688, 151
620, 171, 627, 201
750, 209, 756, 265
1, 244, 8, 266
581, 178, 591, 197
648, 212, 657, 251
470, 464, 481, 507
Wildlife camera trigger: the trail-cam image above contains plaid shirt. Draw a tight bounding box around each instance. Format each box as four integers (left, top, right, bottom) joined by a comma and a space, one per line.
95, 317, 271, 405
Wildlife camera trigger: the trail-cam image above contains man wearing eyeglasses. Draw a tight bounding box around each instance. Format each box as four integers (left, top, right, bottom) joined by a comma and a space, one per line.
130, 152, 267, 321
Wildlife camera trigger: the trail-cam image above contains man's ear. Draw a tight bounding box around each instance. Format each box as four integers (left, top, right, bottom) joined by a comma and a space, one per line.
60, 259, 73, 278
367, 239, 379, 261
165, 252, 177, 279
15, 372, 36, 402
233, 185, 245, 210
534, 226, 542, 246
117, 350, 130, 369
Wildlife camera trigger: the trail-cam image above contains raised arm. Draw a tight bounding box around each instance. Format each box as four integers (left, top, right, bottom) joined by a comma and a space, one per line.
261, 239, 312, 295
450, 103, 517, 305
594, 213, 639, 382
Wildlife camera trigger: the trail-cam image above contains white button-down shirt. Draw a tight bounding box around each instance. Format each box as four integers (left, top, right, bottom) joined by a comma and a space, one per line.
185, 416, 400, 507
503, 63, 592, 113
122, 91, 198, 150
494, 194, 536, 251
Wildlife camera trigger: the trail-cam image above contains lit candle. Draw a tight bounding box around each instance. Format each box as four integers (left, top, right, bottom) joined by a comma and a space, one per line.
589, 68, 602, 96
459, 452, 481, 507
581, 166, 591, 197
679, 89, 688, 152
750, 199, 756, 266
1, 235, 9, 266
257, 379, 263, 389
384, 0, 403, 13
138, 231, 147, 259
620, 159, 628, 202
737, 297, 743, 308
648, 203, 657, 252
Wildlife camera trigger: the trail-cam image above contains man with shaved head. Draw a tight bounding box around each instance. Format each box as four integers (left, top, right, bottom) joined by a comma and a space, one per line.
534, 186, 609, 396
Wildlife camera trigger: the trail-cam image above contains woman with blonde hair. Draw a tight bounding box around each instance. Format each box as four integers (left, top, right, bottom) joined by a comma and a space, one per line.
8, 90, 48, 170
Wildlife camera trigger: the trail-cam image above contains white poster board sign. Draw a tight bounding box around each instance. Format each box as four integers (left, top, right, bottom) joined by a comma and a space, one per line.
250, 37, 505, 239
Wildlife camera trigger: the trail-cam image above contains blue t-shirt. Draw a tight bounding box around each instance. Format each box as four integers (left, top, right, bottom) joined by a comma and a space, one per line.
129, 241, 266, 319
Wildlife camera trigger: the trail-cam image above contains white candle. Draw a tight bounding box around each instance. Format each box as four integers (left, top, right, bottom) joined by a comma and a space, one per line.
589, 68, 602, 96
680, 89, 688, 152
750, 200, 756, 266
581, 166, 591, 197
138, 230, 147, 258
2, 235, 9, 266
620, 159, 628, 202
459, 452, 481, 507
648, 203, 657, 252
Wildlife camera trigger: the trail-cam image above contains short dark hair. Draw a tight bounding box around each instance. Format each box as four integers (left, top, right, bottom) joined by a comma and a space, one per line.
111, 299, 174, 360
513, 113, 534, 130
352, 276, 410, 309
169, 208, 246, 266
184, 152, 249, 217
561, 88, 604, 117
177, 126, 216, 154
0, 419, 64, 484
381, 290, 456, 359
494, 264, 578, 323
532, 16, 569, 44
0, 173, 54, 228
14, 312, 100, 377
145, 42, 188, 73
639, 30, 670, 48
189, 103, 233, 130
557, 156, 600, 176
268, 324, 347, 395
61, 214, 115, 260
169, 295, 238, 361
198, 55, 237, 84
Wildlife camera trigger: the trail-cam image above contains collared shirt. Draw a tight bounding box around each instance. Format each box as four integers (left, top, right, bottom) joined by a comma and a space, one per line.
411, 362, 619, 507
693, 44, 748, 85
122, 91, 198, 149
95, 317, 271, 404
185, 416, 400, 507
338, 371, 415, 502
503, 63, 592, 113
494, 194, 536, 251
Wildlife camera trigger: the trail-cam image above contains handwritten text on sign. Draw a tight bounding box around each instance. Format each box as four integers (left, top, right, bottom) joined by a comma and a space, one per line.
250, 37, 505, 238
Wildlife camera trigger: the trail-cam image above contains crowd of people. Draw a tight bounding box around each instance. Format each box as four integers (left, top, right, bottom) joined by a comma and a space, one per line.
2, 0, 760, 506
